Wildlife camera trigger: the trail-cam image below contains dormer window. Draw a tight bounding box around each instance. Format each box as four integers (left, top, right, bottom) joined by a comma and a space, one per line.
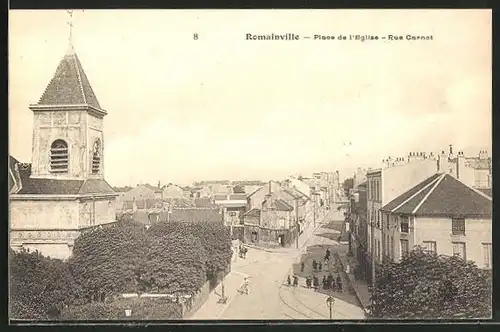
92, 139, 101, 174
50, 139, 68, 173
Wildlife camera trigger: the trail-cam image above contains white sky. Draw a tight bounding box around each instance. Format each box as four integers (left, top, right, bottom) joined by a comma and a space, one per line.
9, 9, 492, 186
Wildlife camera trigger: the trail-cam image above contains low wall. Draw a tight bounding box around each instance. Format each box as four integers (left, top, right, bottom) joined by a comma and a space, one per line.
243, 224, 298, 248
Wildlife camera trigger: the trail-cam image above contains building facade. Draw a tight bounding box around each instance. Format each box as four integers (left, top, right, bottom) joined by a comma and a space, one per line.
380, 173, 492, 269
9, 43, 118, 260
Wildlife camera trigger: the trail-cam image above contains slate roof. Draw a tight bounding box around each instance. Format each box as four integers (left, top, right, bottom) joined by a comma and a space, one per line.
36, 45, 101, 110
9, 156, 21, 192
275, 199, 294, 211
382, 173, 492, 217
381, 173, 442, 212
477, 188, 492, 198
11, 159, 116, 196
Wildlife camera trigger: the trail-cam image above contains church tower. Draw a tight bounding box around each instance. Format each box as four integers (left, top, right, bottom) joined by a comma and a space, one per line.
29, 43, 106, 180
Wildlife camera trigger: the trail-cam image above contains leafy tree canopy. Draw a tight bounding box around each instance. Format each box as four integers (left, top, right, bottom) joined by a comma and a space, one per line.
369, 248, 492, 319
342, 178, 354, 197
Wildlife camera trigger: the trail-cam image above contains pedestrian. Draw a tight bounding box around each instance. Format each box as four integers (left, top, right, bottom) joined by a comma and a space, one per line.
325, 248, 331, 260
300, 261, 305, 272
293, 275, 299, 287
287, 275, 291, 286
306, 276, 311, 288
312, 259, 317, 271
322, 275, 327, 290
318, 262, 322, 272
327, 273, 334, 290
313, 275, 319, 290
336, 275, 343, 292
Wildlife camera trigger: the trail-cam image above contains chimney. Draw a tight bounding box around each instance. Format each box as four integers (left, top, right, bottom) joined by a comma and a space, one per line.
479, 150, 488, 160
449, 144, 453, 155
268, 181, 272, 195
438, 151, 450, 173
457, 151, 466, 179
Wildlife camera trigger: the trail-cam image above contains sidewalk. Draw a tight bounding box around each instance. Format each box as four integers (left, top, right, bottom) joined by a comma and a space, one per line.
187, 270, 247, 320
337, 252, 371, 313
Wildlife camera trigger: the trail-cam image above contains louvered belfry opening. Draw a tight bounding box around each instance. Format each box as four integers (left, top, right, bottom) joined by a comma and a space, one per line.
50, 139, 69, 173
92, 140, 101, 174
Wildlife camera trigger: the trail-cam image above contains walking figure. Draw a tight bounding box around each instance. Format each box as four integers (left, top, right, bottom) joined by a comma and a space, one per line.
318, 262, 322, 272
306, 276, 312, 288
325, 248, 331, 260
313, 275, 319, 290
336, 275, 343, 292
322, 275, 327, 290
287, 275, 291, 286
312, 259, 317, 271
293, 275, 299, 287
327, 273, 334, 290
300, 261, 305, 272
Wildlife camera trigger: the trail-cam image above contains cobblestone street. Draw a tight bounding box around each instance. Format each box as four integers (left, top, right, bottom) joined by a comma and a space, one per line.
191, 206, 365, 320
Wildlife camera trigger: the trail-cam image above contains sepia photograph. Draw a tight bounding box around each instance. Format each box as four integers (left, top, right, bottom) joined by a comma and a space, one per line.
8, 9, 492, 322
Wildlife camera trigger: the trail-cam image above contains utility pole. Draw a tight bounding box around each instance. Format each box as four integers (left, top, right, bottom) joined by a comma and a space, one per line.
370, 202, 376, 297
295, 199, 299, 249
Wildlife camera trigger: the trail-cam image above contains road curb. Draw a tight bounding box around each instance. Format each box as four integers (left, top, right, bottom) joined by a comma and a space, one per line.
336, 253, 369, 316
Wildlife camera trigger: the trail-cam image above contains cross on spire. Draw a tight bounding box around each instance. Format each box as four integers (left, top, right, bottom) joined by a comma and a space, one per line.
66, 10, 75, 54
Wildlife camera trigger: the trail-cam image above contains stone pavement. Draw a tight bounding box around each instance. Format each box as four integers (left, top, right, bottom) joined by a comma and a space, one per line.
337, 252, 372, 313
187, 270, 247, 320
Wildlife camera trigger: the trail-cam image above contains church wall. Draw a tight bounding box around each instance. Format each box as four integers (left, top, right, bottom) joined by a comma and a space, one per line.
32, 111, 88, 179
10, 199, 80, 229
78, 197, 117, 228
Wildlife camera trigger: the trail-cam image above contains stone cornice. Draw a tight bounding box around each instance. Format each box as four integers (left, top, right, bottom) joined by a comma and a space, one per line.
29, 104, 107, 117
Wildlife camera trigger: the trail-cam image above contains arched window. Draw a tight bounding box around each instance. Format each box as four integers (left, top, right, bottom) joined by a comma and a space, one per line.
92, 139, 101, 174
50, 139, 68, 173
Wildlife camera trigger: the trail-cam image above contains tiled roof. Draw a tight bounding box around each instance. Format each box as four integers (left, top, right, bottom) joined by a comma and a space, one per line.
36, 45, 101, 109
381, 173, 442, 212
243, 208, 261, 218
383, 173, 492, 217
465, 157, 491, 170
78, 179, 116, 195
274, 199, 294, 211
194, 198, 216, 208
9, 156, 21, 193
169, 208, 222, 223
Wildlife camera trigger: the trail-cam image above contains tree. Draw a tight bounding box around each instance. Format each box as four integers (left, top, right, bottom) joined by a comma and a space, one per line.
369, 248, 492, 319
9, 249, 79, 319
69, 221, 149, 301
138, 232, 207, 294
342, 178, 354, 197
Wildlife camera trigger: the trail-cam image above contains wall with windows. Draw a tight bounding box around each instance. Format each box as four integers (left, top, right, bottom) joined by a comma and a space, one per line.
414, 217, 492, 269
382, 159, 438, 204
366, 171, 383, 264
78, 197, 117, 228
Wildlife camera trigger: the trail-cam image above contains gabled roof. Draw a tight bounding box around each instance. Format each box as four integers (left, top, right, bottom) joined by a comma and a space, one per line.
381, 173, 442, 212
35, 45, 102, 110
382, 173, 492, 217
275, 199, 294, 211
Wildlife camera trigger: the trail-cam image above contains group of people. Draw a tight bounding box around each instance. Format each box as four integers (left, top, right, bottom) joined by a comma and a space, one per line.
287, 275, 300, 287
290, 248, 343, 292
239, 245, 248, 259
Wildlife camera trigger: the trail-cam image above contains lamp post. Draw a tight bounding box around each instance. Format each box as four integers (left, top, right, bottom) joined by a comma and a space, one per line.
326, 295, 335, 319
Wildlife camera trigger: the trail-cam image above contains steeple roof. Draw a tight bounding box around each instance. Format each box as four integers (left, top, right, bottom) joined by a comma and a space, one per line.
35, 44, 102, 110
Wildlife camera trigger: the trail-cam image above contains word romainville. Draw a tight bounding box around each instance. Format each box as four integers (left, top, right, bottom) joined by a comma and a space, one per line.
246, 33, 300, 41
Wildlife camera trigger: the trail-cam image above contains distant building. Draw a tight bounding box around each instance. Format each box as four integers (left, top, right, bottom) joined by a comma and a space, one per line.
9, 42, 118, 260
380, 173, 492, 269
243, 190, 297, 248
162, 184, 187, 199
350, 182, 369, 279
213, 193, 247, 240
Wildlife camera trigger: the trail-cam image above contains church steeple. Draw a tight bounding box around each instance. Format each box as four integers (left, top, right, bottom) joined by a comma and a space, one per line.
28, 11, 108, 180
31, 10, 104, 113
